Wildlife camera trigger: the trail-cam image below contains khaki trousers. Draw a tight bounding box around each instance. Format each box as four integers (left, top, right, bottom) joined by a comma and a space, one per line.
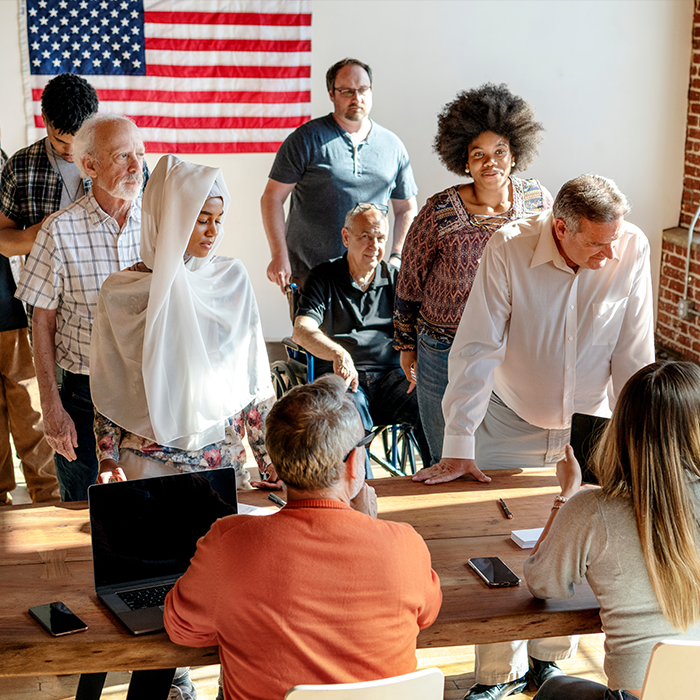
0, 328, 59, 503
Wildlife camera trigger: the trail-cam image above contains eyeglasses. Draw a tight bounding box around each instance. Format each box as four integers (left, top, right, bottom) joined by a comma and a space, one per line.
350, 202, 388, 216
333, 86, 372, 98
343, 428, 378, 462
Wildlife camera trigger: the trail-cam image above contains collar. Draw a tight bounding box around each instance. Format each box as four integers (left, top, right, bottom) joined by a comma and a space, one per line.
341, 254, 390, 291
85, 190, 141, 229
283, 498, 352, 511
326, 113, 374, 144
530, 212, 574, 273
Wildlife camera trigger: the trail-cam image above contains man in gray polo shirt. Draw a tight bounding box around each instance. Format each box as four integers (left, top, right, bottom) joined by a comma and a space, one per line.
261, 57, 418, 295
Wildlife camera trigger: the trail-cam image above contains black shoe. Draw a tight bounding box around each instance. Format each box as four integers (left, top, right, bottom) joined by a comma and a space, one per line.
463, 674, 528, 700
528, 656, 565, 689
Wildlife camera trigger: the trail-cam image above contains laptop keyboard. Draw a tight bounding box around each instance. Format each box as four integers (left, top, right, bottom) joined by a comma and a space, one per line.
118, 583, 174, 610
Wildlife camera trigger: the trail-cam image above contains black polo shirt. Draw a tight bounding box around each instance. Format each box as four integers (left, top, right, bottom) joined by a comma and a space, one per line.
297, 255, 400, 374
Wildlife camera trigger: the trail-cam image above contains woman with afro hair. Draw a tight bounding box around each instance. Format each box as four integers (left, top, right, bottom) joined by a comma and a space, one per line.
394, 83, 552, 467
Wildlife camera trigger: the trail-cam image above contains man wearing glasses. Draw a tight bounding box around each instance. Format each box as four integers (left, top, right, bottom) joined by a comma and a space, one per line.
292, 203, 431, 476
261, 57, 418, 297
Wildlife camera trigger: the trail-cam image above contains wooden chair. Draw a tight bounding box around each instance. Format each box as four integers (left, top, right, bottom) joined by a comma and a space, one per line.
640, 639, 700, 699
284, 667, 444, 700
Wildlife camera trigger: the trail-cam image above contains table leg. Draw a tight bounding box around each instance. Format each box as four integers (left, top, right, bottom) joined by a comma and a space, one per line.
75, 673, 107, 700
126, 668, 176, 700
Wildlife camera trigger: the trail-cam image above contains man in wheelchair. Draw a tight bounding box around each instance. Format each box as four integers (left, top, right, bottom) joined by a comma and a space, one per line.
293, 203, 431, 475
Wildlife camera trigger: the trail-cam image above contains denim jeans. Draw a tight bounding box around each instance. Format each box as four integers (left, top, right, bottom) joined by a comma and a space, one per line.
534, 676, 638, 700
416, 333, 453, 465
345, 367, 431, 475
54, 368, 99, 501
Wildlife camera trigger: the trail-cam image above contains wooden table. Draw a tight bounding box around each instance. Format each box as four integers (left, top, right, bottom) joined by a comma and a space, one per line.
0, 470, 601, 682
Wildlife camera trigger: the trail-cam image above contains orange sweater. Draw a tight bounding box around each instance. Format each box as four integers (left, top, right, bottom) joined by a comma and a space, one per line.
164, 498, 442, 700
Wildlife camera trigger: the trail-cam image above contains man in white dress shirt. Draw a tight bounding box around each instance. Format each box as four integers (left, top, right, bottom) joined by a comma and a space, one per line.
414, 174, 655, 700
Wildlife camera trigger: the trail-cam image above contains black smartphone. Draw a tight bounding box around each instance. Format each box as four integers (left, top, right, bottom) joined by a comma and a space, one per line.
570, 413, 609, 485
468, 557, 521, 587
29, 602, 88, 636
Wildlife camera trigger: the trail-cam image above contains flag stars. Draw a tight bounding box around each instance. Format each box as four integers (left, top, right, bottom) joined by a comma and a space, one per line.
69, 8, 78, 17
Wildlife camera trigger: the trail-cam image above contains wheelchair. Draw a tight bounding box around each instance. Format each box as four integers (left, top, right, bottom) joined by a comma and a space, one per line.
270, 338, 421, 476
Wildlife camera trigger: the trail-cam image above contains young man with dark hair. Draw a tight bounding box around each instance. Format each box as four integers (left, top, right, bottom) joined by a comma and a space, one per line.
0, 73, 99, 257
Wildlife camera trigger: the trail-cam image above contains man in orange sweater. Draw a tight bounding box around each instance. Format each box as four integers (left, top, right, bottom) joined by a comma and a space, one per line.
164, 374, 442, 700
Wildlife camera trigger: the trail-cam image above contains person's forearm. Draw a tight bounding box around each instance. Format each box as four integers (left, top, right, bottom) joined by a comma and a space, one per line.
293, 321, 347, 364
390, 199, 418, 256
260, 193, 289, 260
32, 311, 60, 410
0, 221, 43, 257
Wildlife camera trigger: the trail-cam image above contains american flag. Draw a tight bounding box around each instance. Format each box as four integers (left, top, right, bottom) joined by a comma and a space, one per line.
19, 0, 312, 153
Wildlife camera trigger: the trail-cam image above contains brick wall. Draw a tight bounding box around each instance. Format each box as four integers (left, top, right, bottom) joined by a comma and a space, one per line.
657, 228, 700, 361
681, 0, 700, 227
656, 0, 700, 358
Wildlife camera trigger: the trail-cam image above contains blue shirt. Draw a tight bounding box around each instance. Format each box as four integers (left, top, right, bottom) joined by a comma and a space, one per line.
269, 114, 417, 278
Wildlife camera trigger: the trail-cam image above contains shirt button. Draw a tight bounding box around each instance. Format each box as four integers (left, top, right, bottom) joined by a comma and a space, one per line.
569, 305, 574, 310
568, 336, 573, 341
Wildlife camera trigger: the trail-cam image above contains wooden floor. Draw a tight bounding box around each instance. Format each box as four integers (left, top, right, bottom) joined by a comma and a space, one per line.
5, 452, 609, 700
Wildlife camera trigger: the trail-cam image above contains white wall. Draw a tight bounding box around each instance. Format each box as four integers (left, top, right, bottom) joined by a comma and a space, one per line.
0, 0, 693, 339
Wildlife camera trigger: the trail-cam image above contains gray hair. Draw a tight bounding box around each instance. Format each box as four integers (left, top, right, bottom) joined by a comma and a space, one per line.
73, 113, 138, 178
265, 374, 363, 490
553, 174, 631, 235
343, 203, 389, 232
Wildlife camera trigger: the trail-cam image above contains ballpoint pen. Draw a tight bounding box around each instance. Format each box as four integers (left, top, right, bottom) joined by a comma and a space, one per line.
268, 493, 287, 507
498, 498, 513, 519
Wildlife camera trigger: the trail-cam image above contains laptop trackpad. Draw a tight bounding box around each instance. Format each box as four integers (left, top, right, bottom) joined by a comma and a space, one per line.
120, 607, 165, 636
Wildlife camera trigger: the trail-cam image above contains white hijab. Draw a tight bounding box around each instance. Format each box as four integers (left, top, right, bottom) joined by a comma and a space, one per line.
90, 154, 273, 450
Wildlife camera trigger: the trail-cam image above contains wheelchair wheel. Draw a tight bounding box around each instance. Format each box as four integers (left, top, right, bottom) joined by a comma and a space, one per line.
270, 361, 303, 399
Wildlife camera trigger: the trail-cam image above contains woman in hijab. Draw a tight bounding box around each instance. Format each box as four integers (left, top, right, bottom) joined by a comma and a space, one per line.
90, 154, 275, 490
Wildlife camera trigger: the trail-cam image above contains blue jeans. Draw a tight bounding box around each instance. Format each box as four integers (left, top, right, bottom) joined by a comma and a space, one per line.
345, 367, 431, 475
416, 333, 452, 465
54, 368, 98, 502
534, 676, 638, 700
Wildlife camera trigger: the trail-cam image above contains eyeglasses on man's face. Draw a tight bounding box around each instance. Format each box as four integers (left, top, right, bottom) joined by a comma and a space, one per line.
343, 428, 379, 462
333, 86, 372, 98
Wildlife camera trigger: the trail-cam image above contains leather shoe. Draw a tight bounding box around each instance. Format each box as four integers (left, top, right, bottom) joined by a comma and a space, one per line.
463, 674, 528, 700
528, 656, 565, 689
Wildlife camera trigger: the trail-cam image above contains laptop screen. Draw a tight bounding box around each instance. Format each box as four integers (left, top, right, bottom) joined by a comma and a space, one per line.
88, 468, 238, 590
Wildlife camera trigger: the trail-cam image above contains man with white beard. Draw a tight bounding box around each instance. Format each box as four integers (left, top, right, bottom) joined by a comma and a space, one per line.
16, 114, 145, 501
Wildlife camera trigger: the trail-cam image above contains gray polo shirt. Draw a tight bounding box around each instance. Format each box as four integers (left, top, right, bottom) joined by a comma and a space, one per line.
269, 114, 417, 278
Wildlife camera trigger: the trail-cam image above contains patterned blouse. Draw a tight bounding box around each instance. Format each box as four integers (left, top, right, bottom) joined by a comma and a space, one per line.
95, 396, 274, 476
394, 178, 552, 350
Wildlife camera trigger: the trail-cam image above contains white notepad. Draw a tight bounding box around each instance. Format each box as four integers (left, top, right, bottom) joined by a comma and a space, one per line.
511, 527, 544, 549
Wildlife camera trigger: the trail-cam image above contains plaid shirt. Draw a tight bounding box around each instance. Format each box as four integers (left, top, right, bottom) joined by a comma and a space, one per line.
16, 191, 141, 374
0, 147, 7, 170
0, 139, 92, 228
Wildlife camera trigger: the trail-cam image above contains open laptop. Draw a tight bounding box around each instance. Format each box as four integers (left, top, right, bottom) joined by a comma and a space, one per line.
88, 468, 238, 635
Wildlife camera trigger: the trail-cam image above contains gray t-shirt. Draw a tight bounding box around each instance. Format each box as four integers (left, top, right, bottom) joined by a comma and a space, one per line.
524, 483, 700, 690
269, 114, 417, 278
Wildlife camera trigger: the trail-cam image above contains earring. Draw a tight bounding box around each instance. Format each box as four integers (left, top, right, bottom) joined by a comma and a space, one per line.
465, 165, 470, 175
511, 161, 516, 168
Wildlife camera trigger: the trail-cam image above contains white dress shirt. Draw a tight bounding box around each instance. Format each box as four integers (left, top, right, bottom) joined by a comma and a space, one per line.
16, 191, 141, 374
442, 210, 655, 460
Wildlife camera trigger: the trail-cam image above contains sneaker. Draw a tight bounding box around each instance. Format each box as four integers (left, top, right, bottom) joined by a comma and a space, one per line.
169, 671, 198, 700
463, 674, 528, 700
528, 656, 565, 689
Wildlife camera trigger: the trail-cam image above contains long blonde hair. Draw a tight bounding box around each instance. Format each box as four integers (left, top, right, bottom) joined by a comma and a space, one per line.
593, 361, 700, 630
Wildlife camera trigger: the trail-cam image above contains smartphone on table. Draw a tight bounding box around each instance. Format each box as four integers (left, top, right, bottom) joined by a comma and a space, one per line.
29, 601, 88, 636
468, 557, 521, 587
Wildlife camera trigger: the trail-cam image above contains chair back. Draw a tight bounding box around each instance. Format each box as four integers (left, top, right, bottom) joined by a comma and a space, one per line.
640, 639, 700, 699
284, 667, 444, 700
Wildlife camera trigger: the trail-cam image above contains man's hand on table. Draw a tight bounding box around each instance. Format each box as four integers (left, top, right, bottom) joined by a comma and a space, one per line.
412, 458, 491, 485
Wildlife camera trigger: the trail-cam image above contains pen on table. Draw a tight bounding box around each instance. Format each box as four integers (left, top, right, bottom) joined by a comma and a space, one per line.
498, 498, 513, 519
268, 493, 286, 507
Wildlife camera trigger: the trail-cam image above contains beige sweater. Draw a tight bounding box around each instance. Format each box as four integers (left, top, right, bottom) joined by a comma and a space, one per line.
524, 483, 700, 690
